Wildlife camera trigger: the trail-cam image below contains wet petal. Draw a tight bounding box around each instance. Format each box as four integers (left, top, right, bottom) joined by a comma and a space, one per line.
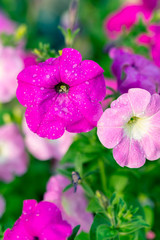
113, 136, 146, 168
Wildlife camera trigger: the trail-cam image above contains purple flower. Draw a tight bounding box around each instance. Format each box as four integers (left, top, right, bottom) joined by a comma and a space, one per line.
23, 118, 75, 161
17, 48, 105, 139
97, 88, 160, 168
44, 175, 93, 232
0, 124, 28, 182
4, 200, 72, 240
111, 49, 160, 94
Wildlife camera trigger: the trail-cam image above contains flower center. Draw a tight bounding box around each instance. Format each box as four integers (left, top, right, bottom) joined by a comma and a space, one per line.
55, 82, 69, 93
124, 116, 150, 140
33, 237, 39, 240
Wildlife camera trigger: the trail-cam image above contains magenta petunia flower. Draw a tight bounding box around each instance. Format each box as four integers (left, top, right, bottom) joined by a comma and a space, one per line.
104, 0, 157, 39
0, 124, 28, 182
111, 49, 160, 94
4, 200, 72, 240
17, 48, 105, 139
101, 78, 117, 110
138, 24, 160, 67
97, 88, 160, 168
23, 118, 75, 161
44, 175, 93, 232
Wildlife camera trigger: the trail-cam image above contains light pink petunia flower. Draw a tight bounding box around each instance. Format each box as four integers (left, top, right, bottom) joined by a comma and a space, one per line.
97, 88, 160, 168
23, 118, 75, 161
44, 175, 93, 232
0, 124, 28, 182
0, 11, 16, 34
0, 195, 6, 218
0, 44, 25, 102
146, 231, 156, 239
17, 48, 106, 139
4, 200, 72, 240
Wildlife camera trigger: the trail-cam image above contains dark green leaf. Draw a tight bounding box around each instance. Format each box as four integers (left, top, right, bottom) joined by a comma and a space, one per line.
68, 225, 80, 240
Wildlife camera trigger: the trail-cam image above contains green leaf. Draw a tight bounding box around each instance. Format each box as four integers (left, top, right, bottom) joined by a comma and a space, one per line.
97, 225, 119, 240
87, 197, 105, 213
75, 232, 89, 240
90, 214, 110, 240
119, 218, 149, 234
81, 182, 94, 197
57, 169, 72, 179
68, 225, 80, 240
63, 184, 73, 193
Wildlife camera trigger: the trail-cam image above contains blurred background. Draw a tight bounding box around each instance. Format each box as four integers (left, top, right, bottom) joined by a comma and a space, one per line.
0, 0, 160, 239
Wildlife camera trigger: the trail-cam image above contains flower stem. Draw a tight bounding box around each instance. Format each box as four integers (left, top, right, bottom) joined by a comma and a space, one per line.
98, 158, 107, 194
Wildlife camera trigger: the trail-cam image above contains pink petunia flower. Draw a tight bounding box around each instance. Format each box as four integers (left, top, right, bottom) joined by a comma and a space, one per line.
111, 49, 160, 94
0, 195, 6, 218
44, 175, 93, 232
104, 0, 159, 39
23, 118, 75, 161
4, 200, 72, 240
97, 88, 160, 168
146, 231, 156, 239
0, 11, 16, 34
0, 44, 25, 102
138, 24, 160, 67
17, 48, 106, 139
0, 124, 28, 182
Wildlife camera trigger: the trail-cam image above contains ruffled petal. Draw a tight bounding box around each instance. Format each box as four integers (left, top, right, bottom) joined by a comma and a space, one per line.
113, 136, 146, 168
128, 88, 151, 115
40, 222, 72, 240
59, 48, 82, 84
145, 94, 160, 116
25, 106, 65, 139
17, 58, 60, 88
16, 81, 57, 107
25, 202, 63, 236
68, 83, 103, 127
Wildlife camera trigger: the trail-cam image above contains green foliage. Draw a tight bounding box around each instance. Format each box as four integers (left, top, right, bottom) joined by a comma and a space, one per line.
0, 24, 27, 47
33, 42, 57, 62
58, 26, 80, 47
68, 225, 80, 240
88, 193, 148, 240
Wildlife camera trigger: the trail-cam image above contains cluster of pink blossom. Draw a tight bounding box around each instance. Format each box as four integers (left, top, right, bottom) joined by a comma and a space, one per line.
44, 175, 93, 232
1, 1, 160, 237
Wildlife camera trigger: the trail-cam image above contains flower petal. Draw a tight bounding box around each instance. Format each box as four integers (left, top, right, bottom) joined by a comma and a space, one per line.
40, 222, 72, 240
16, 81, 57, 107
145, 93, 160, 116
25, 202, 63, 236
17, 59, 60, 88
25, 106, 65, 139
128, 88, 151, 115
59, 48, 82, 84
68, 83, 103, 127
97, 108, 127, 148
113, 136, 146, 168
